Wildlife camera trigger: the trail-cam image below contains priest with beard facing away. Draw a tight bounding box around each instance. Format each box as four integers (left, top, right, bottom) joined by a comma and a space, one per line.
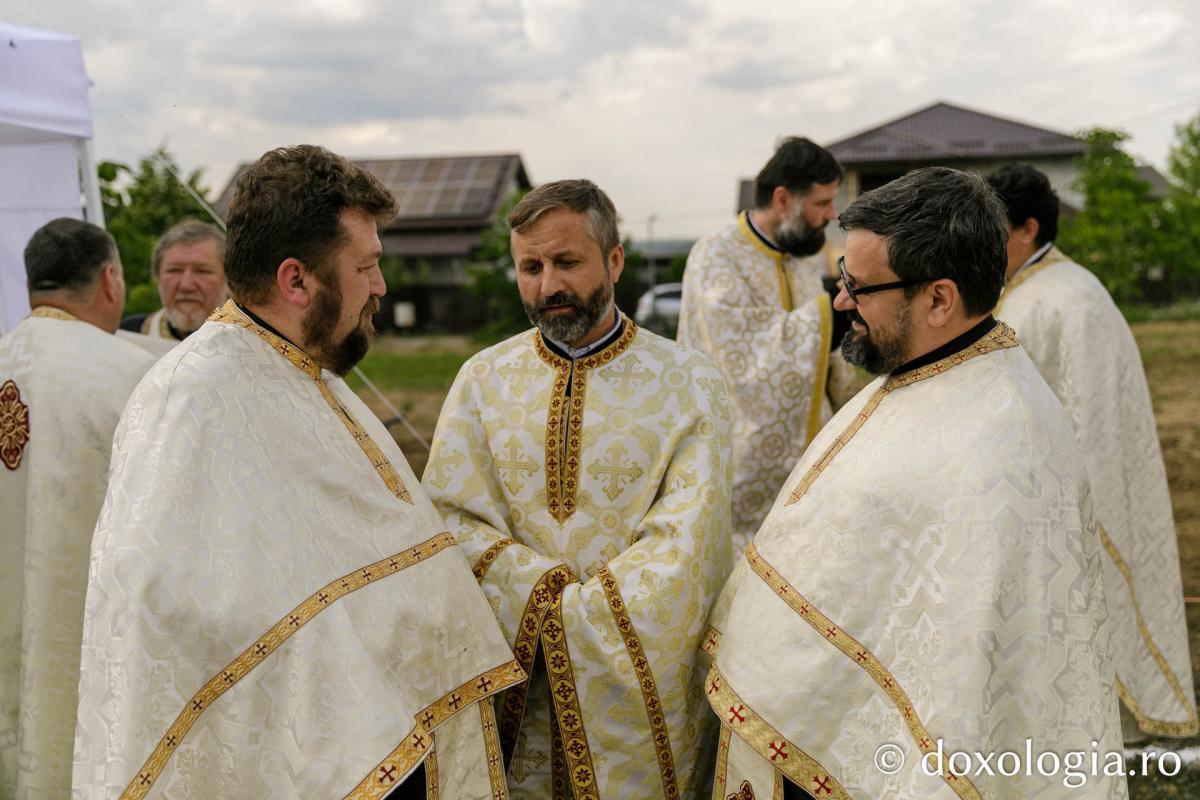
678, 137, 863, 554
73, 145, 523, 800
702, 167, 1125, 799
989, 163, 1196, 742
424, 179, 733, 799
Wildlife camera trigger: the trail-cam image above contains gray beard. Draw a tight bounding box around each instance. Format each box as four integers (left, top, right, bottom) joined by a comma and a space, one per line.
526, 281, 613, 345
775, 221, 826, 257
839, 307, 911, 375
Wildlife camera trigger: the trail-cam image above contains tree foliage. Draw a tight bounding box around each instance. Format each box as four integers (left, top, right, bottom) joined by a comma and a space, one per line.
100, 146, 213, 313
1057, 128, 1160, 304
1162, 111, 1200, 298
466, 190, 528, 342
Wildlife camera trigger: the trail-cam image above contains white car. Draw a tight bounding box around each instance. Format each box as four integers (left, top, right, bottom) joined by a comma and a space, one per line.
634, 282, 683, 336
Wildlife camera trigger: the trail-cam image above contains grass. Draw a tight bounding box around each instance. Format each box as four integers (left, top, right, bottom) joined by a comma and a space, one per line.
1121, 299, 1200, 323
344, 350, 471, 393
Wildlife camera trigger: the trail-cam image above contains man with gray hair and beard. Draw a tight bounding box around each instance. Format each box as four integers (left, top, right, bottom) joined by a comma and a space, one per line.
701, 167, 1125, 799
424, 179, 734, 798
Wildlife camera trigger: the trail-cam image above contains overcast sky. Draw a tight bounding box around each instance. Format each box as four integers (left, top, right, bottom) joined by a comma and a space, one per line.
5, 0, 1199, 239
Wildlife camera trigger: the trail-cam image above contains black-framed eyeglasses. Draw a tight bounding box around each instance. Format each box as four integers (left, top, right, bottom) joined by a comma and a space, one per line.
837, 256, 927, 304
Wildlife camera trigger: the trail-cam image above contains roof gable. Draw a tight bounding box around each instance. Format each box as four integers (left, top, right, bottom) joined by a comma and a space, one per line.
827, 101, 1084, 164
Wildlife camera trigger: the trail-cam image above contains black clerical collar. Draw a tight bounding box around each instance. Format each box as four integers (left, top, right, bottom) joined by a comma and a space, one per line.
541, 312, 626, 361
744, 211, 784, 253
891, 316, 997, 376
237, 303, 300, 349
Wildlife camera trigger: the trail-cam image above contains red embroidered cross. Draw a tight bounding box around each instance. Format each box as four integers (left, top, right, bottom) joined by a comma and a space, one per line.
288, 614, 301, 627
706, 633, 718, 649
411, 733, 426, 748
727, 704, 745, 724
920, 737, 931, 749
799, 603, 811, 615
341, 579, 351, 590
318, 592, 330, 604
361, 569, 373, 581
825, 626, 837, 639
477, 676, 493, 692
254, 643, 268, 656
411, 548, 423, 559
421, 711, 435, 727
222, 670, 235, 683
567, 739, 586, 758
388, 559, 400, 570
855, 650, 867, 662
377, 765, 397, 784
811, 774, 832, 795
139, 773, 151, 786
769, 741, 789, 761
191, 699, 204, 712
449, 693, 463, 709
166, 735, 177, 747
883, 677, 893, 689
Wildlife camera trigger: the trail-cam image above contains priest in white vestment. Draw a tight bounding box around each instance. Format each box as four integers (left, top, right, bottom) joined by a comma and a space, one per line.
679, 138, 863, 552
989, 164, 1196, 739
119, 219, 228, 345
704, 168, 1125, 799
424, 180, 733, 799
73, 146, 521, 800
1, 219, 155, 800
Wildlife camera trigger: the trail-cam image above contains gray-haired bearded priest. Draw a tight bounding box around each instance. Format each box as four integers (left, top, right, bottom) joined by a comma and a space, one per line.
702, 167, 1125, 799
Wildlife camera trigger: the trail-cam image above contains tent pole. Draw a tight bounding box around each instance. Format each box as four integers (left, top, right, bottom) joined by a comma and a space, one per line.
78, 138, 104, 228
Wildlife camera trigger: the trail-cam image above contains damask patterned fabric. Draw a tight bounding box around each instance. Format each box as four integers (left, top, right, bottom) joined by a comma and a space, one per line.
705, 324, 1127, 799
997, 249, 1197, 736
115, 329, 178, 358
678, 215, 859, 552
0, 310, 155, 800
73, 301, 521, 800
423, 319, 733, 799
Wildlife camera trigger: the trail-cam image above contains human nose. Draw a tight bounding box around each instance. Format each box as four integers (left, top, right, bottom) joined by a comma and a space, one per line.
178, 268, 199, 291
538, 264, 568, 297
369, 264, 386, 297
832, 281, 856, 312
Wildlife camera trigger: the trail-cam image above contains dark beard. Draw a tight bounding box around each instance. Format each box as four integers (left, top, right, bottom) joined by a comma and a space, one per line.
776, 223, 826, 257
839, 308, 910, 375
302, 276, 377, 376
524, 280, 613, 344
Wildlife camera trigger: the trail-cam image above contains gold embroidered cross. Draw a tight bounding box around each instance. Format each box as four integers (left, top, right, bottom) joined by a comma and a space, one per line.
426, 447, 465, 490
496, 436, 538, 494
498, 353, 544, 394
587, 442, 644, 500
600, 355, 653, 398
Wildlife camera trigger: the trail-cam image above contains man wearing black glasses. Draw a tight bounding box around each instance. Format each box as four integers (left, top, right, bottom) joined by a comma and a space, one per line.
700, 167, 1125, 799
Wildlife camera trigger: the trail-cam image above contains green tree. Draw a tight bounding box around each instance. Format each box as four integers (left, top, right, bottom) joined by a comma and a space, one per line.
1161, 110, 1200, 298
100, 146, 213, 314
466, 190, 529, 342
1057, 128, 1161, 304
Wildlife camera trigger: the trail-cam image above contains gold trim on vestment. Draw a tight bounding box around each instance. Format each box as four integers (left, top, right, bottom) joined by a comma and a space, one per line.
211, 300, 412, 503
787, 322, 1020, 505
735, 214, 792, 311
806, 295, 832, 447
121, 532, 469, 799
1100, 526, 1200, 736
700, 625, 723, 660
534, 320, 638, 524
345, 660, 525, 800
425, 744, 439, 800
597, 567, 679, 799
480, 700, 508, 798
743, 546, 983, 799
0, 379, 30, 471
473, 538, 515, 581
705, 666, 851, 800
498, 564, 577, 766
542, 592, 598, 800
994, 247, 1068, 314
713, 725, 731, 799
29, 305, 80, 322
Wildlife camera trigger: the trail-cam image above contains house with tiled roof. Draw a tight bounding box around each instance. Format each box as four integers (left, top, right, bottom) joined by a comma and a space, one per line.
736, 101, 1168, 251
216, 153, 531, 332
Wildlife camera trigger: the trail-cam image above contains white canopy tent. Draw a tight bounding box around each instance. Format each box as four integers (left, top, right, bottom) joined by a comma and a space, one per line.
0, 22, 102, 334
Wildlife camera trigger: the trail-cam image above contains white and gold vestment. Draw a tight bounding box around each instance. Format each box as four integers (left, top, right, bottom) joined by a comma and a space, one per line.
998, 249, 1197, 737
678, 214, 859, 550
1, 308, 155, 800
424, 319, 733, 799
73, 301, 522, 800
704, 323, 1126, 799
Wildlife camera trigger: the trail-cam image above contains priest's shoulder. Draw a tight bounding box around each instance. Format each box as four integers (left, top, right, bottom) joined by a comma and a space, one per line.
453, 328, 538, 378
635, 324, 721, 374
1020, 254, 1125, 329
119, 312, 150, 333
686, 221, 742, 264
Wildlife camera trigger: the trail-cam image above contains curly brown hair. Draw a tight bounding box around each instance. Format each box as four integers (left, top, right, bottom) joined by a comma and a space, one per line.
224, 145, 396, 304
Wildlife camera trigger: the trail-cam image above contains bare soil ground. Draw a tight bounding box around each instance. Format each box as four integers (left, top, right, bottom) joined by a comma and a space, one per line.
359, 321, 1200, 795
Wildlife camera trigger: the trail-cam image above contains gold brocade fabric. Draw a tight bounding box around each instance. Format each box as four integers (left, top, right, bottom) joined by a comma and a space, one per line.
73, 307, 520, 799
677, 217, 858, 552
998, 250, 1197, 737
424, 322, 734, 799
705, 325, 1127, 798
1, 313, 155, 799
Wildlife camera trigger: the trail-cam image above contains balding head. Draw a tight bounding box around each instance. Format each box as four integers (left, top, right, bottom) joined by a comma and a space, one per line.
25, 218, 126, 332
